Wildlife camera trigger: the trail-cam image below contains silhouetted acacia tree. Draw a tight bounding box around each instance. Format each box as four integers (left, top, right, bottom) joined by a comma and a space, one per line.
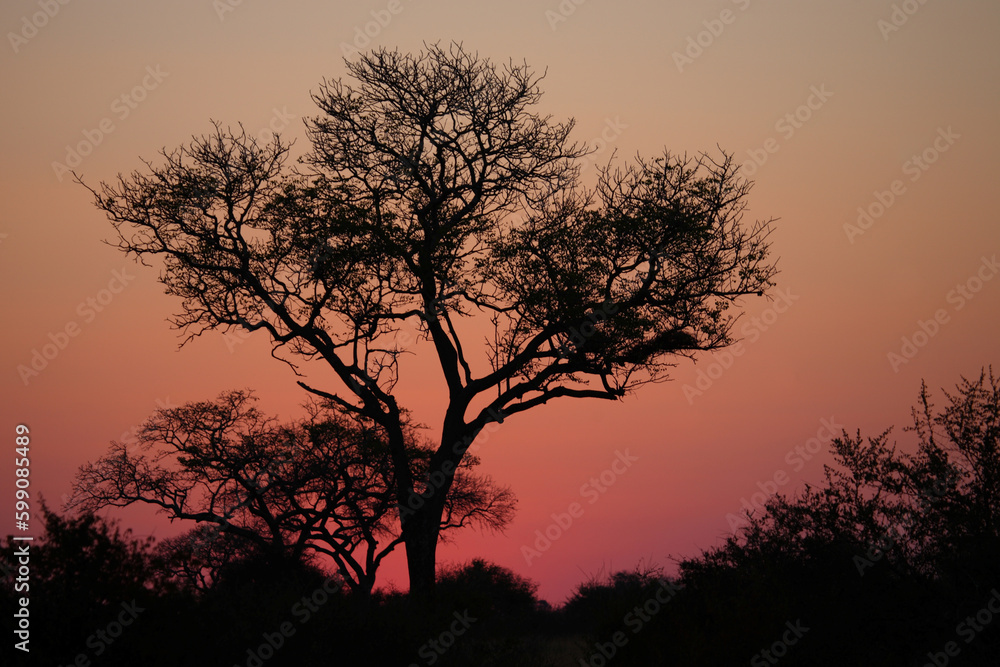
71, 390, 514, 598
81, 42, 776, 599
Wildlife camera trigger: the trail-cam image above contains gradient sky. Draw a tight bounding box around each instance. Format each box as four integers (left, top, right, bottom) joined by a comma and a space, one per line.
2, 0, 999, 604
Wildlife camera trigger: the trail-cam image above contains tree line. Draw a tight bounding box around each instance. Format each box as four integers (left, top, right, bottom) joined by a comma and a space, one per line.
4, 369, 998, 665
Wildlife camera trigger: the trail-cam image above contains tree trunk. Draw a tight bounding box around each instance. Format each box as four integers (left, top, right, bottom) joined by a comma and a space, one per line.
351, 576, 375, 617
401, 421, 475, 605
404, 512, 440, 604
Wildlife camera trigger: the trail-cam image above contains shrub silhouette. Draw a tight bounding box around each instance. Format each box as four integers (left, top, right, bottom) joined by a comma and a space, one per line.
1, 503, 171, 666
436, 558, 539, 621
671, 368, 1000, 665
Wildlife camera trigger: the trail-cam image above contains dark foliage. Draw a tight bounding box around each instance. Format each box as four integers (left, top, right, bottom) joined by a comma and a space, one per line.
71, 390, 514, 599
11, 369, 999, 664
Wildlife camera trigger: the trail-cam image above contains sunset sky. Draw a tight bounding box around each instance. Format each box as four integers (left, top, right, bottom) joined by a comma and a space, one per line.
2, 0, 998, 604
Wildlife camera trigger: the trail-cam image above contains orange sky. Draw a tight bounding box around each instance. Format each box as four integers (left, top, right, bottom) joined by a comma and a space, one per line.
2, 0, 999, 604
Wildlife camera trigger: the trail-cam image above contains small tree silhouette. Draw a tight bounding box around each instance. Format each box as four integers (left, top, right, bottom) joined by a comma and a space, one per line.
71, 390, 514, 599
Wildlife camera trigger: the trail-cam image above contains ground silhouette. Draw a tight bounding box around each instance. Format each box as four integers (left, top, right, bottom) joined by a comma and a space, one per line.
5, 369, 999, 665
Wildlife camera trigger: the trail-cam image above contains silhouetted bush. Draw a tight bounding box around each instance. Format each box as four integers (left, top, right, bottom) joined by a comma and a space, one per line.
666, 368, 1000, 665
437, 558, 538, 620
1, 503, 174, 666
